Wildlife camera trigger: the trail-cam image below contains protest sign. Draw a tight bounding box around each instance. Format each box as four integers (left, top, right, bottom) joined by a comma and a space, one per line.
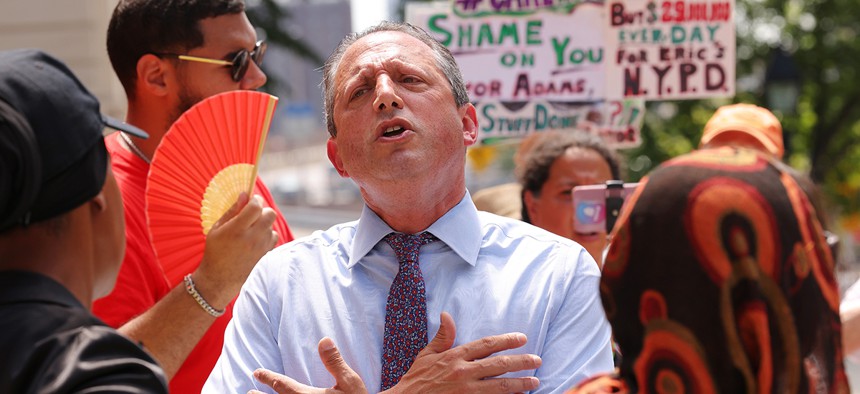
476, 99, 644, 148
407, 1, 645, 149
406, 1, 607, 102
604, 0, 735, 100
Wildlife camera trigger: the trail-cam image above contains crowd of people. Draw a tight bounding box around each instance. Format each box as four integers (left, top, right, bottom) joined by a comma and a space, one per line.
0, 0, 853, 393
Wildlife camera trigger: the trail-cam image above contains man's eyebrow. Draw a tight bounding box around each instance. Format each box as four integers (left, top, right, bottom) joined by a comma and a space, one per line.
344, 69, 371, 88
222, 50, 239, 60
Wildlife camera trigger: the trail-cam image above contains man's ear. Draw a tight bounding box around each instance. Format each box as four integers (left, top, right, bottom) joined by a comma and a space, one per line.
136, 54, 170, 97
461, 103, 478, 147
327, 138, 349, 178
524, 189, 539, 222
90, 191, 107, 214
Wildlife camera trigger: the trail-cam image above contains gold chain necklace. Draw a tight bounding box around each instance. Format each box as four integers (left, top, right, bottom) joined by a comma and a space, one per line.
120, 131, 151, 164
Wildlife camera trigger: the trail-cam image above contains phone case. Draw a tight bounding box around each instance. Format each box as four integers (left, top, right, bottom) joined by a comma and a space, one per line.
572, 183, 639, 233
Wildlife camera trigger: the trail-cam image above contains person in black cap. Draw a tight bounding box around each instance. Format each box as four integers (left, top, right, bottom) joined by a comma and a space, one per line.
0, 48, 168, 392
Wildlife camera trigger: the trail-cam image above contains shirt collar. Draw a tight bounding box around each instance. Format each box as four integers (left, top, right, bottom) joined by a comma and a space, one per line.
347, 191, 482, 268
0, 270, 84, 309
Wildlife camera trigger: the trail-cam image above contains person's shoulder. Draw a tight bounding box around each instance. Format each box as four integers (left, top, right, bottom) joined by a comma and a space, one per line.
258, 220, 359, 265
246, 220, 360, 293
472, 182, 522, 220
478, 210, 577, 246
33, 324, 168, 392
280, 220, 358, 248
477, 211, 597, 271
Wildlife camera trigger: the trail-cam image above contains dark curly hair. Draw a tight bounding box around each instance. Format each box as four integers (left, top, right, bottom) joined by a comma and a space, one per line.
518, 131, 622, 223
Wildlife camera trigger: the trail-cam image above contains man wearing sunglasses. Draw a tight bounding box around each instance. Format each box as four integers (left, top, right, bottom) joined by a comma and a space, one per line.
155, 40, 267, 83
92, 1, 295, 392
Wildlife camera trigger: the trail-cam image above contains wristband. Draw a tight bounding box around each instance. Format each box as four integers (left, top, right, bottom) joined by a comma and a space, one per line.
184, 274, 225, 317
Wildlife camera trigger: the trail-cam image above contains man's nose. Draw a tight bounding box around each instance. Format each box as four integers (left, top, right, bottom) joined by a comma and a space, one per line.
241, 61, 267, 90
373, 76, 402, 111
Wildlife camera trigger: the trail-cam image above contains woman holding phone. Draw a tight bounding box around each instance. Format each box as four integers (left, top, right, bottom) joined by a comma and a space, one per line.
519, 131, 622, 267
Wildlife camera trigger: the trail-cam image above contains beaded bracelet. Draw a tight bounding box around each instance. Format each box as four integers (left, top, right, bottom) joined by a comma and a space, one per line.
184, 274, 225, 318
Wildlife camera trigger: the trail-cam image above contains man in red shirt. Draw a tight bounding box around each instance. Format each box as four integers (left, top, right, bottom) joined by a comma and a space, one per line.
92, 1, 295, 392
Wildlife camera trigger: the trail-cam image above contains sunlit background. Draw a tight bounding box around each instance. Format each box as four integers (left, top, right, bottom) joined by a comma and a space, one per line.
1, 0, 859, 386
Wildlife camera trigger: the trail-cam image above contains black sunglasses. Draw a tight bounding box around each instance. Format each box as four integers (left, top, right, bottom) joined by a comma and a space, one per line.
156, 40, 266, 82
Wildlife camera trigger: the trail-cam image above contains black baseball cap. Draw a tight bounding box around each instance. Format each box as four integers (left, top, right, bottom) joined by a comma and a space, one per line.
0, 49, 148, 231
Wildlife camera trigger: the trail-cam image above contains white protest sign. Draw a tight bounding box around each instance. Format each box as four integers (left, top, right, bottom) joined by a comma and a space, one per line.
604, 0, 735, 99
476, 99, 645, 148
406, 1, 607, 102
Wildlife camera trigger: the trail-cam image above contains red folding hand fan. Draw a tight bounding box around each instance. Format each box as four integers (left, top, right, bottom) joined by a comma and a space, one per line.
145, 90, 278, 284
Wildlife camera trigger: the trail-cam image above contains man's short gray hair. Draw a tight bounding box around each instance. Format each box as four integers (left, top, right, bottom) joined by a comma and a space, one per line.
321, 21, 470, 137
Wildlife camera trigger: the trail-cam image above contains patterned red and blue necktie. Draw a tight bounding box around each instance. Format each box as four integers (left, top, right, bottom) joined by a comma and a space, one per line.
380, 231, 436, 390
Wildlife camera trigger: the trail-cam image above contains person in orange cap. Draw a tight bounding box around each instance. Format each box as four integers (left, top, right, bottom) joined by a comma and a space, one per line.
699, 103, 784, 158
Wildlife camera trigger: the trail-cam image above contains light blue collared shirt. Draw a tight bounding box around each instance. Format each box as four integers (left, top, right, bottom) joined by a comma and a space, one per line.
204, 193, 613, 393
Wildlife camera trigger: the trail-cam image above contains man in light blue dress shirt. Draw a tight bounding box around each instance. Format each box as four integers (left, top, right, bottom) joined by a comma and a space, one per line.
204, 21, 614, 393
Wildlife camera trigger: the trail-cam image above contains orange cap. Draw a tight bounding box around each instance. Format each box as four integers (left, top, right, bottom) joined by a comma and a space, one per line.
699, 103, 784, 158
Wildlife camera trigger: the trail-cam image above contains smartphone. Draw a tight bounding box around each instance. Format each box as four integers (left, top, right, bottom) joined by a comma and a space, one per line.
572, 181, 639, 234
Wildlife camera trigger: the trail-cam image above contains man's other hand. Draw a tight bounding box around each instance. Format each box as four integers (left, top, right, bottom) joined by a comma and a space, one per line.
249, 337, 367, 394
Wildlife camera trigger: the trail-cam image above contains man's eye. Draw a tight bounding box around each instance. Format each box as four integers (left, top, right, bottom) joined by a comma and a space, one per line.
402, 76, 419, 83
351, 88, 368, 99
